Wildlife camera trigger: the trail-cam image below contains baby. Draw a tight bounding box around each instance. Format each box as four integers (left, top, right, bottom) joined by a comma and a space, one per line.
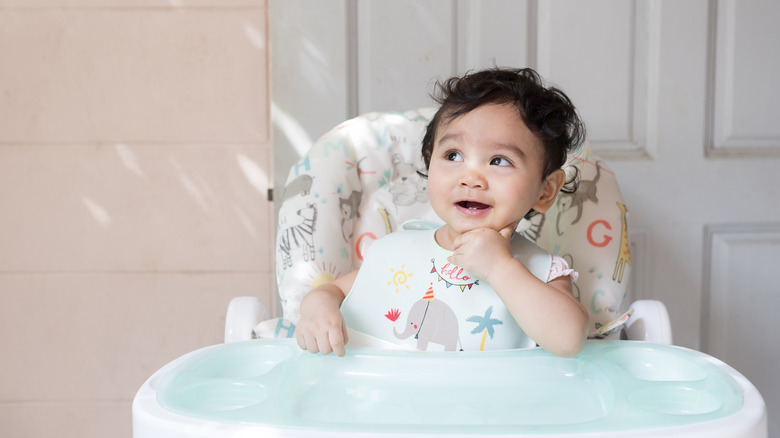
295, 67, 589, 357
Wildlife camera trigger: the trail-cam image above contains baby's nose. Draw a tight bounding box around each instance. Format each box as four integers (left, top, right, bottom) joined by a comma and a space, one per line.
459, 168, 486, 188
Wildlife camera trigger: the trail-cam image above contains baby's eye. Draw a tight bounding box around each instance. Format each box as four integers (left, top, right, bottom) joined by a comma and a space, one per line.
490, 156, 512, 166
445, 151, 463, 162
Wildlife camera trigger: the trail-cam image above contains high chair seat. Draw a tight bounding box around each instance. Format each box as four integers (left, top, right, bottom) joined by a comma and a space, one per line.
230, 108, 671, 344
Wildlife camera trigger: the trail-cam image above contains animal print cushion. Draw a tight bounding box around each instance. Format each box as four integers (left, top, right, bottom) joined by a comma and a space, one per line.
267, 108, 630, 340
530, 147, 632, 337
274, 108, 437, 332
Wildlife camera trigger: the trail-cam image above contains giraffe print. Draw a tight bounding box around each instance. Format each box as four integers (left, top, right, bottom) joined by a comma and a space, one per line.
613, 202, 631, 283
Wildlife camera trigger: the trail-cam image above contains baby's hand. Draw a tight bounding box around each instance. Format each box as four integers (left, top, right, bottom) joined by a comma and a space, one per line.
448, 225, 515, 280
295, 288, 349, 357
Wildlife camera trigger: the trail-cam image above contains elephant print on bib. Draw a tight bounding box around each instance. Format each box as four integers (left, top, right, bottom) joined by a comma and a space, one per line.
394, 283, 461, 351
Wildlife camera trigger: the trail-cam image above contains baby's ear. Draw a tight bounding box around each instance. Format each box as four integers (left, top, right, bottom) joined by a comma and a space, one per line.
533, 169, 566, 213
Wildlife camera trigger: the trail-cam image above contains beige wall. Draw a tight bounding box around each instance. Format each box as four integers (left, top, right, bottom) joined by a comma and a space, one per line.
0, 1, 273, 437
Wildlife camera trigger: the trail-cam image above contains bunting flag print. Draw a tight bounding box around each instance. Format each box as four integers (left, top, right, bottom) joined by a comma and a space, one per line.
430, 258, 480, 292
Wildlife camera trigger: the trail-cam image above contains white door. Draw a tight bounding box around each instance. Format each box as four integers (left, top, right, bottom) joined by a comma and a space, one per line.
271, 1, 780, 434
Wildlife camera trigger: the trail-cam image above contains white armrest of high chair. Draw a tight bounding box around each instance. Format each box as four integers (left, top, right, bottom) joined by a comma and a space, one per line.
224, 296, 269, 343
624, 299, 672, 344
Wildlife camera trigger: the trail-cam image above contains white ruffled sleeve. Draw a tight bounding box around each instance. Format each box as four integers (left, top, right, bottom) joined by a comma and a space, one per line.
548, 255, 578, 282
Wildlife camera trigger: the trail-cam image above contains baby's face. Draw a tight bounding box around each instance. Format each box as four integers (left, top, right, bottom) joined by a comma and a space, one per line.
427, 103, 549, 238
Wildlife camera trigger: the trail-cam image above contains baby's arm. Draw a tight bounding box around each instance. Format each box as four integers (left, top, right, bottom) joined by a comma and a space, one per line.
295, 270, 358, 357
449, 227, 588, 357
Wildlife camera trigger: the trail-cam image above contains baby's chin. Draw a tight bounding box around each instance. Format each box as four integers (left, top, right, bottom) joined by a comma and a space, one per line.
462, 222, 521, 239
451, 224, 512, 235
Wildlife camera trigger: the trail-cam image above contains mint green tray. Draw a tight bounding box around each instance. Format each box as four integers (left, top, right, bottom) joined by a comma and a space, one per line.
156, 340, 742, 434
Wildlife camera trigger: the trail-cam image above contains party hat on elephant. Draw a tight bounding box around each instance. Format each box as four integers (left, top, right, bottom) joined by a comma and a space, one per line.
423, 283, 435, 301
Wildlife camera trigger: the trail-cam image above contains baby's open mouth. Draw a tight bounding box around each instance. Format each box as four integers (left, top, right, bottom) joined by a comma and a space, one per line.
457, 200, 490, 210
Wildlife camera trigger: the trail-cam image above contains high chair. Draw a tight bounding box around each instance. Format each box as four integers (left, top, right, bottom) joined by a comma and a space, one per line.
133, 109, 767, 438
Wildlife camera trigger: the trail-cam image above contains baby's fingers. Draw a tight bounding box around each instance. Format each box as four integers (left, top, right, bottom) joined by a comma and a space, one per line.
499, 223, 518, 240
329, 327, 347, 357
451, 228, 478, 249
316, 333, 334, 356
295, 331, 307, 351
297, 331, 320, 354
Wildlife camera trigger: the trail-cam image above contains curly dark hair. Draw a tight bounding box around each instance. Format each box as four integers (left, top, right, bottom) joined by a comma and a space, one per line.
420, 67, 585, 209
